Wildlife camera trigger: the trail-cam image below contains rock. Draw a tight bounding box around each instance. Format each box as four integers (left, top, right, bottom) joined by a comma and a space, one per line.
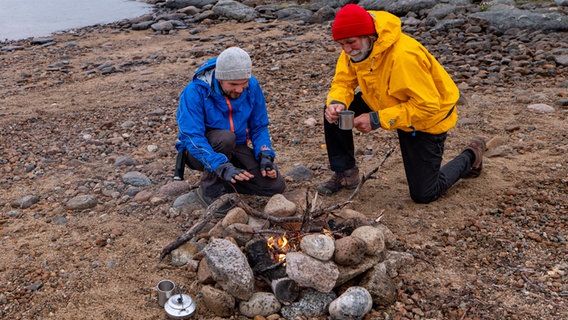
335, 254, 385, 287
113, 156, 137, 166
239, 292, 281, 318
65, 195, 97, 210
527, 103, 555, 113
284, 166, 313, 182
486, 136, 508, 150
372, 224, 398, 250
360, 263, 397, 307
264, 194, 296, 217
328, 286, 373, 320
133, 190, 152, 202
276, 7, 313, 22
159, 181, 191, 197
122, 171, 151, 187
286, 252, 339, 293
203, 238, 255, 300
170, 241, 206, 266
201, 285, 235, 317
470, 4, 568, 32
11, 194, 40, 209
212, 0, 258, 22
151, 21, 174, 32
24, 281, 43, 291
300, 233, 335, 261
224, 223, 254, 246
280, 289, 336, 319
333, 236, 367, 266
383, 251, 415, 277
350, 226, 385, 256
197, 258, 215, 285
222, 207, 249, 228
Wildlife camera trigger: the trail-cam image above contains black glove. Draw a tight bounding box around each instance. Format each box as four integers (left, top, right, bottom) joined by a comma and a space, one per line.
216, 163, 244, 182
259, 151, 275, 171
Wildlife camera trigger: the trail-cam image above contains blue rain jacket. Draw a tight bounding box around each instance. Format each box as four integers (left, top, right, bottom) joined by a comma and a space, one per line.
175, 57, 275, 173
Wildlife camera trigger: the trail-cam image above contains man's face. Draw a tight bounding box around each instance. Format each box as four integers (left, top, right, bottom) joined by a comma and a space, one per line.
219, 79, 249, 99
337, 36, 373, 62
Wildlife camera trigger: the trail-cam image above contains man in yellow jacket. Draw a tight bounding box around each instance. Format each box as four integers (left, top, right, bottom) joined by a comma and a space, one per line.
318, 4, 486, 203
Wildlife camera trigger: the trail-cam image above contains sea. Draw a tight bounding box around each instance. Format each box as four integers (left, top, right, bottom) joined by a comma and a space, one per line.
0, 0, 152, 42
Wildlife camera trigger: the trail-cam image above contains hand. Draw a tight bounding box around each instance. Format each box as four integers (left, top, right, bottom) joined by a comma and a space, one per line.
259, 152, 278, 179
325, 103, 345, 124
354, 113, 372, 133
216, 163, 254, 183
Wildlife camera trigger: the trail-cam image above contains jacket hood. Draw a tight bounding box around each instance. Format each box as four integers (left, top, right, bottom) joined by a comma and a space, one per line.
193, 57, 217, 87
368, 11, 402, 55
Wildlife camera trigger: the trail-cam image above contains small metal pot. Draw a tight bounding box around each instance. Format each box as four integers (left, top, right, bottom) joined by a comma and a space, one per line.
164, 293, 196, 319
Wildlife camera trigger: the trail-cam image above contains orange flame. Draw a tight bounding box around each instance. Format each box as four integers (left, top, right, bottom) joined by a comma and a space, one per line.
267, 233, 298, 263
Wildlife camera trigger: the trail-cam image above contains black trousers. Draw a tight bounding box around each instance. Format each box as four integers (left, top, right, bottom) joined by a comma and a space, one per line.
181, 130, 286, 198
323, 93, 474, 203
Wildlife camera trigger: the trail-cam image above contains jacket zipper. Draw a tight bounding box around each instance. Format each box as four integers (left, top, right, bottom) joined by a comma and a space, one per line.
225, 96, 235, 132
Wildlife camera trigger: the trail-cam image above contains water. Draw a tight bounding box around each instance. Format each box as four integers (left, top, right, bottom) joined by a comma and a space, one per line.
0, 0, 152, 42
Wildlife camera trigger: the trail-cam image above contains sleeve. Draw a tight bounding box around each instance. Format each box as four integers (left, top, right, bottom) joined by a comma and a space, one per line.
379, 46, 443, 131
326, 52, 359, 108
176, 84, 229, 172
246, 78, 275, 160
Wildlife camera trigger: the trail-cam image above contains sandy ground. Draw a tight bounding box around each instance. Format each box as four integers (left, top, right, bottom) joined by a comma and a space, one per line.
0, 17, 567, 320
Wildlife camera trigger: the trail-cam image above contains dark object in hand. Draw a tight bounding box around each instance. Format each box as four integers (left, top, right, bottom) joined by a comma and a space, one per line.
259, 152, 275, 171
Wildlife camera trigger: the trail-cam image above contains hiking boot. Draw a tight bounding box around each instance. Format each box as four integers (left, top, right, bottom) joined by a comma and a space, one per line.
317, 167, 361, 195
462, 137, 486, 178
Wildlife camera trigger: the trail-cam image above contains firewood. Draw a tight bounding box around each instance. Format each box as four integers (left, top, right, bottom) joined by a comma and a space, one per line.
159, 193, 239, 260
271, 277, 300, 305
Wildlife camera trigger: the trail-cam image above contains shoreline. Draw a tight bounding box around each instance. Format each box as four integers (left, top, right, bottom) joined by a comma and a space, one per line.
0, 0, 156, 46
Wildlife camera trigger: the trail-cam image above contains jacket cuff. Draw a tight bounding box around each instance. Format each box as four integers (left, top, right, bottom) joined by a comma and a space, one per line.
369, 111, 381, 130
328, 100, 346, 107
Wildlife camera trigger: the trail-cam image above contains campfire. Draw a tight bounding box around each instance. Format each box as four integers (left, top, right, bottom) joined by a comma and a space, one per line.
266, 233, 299, 264
159, 148, 414, 319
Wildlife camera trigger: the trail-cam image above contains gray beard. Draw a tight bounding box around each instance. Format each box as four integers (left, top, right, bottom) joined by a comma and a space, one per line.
348, 37, 373, 62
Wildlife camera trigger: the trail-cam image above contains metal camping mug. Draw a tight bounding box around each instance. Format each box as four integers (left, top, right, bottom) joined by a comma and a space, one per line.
157, 280, 175, 307
338, 110, 355, 130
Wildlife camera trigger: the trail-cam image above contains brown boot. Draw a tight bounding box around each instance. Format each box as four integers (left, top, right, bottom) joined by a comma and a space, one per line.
462, 137, 486, 178
317, 167, 361, 195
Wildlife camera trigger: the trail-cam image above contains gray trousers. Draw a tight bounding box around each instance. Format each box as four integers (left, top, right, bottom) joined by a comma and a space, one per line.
182, 130, 286, 199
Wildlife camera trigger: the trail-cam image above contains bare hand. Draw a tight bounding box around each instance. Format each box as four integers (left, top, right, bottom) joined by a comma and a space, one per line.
325, 103, 345, 124
231, 170, 254, 183
261, 169, 278, 179
354, 113, 372, 133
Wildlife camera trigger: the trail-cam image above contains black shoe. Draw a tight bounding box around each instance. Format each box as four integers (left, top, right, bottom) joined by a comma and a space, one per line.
196, 187, 234, 215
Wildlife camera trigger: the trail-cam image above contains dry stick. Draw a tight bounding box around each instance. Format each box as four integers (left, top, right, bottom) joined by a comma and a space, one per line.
517, 269, 550, 296
314, 145, 397, 218
159, 193, 239, 261
237, 200, 302, 223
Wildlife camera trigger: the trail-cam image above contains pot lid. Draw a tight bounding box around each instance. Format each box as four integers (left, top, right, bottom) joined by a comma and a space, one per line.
164, 294, 196, 318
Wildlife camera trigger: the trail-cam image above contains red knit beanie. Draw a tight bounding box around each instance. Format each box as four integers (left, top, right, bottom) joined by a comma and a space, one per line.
332, 4, 376, 41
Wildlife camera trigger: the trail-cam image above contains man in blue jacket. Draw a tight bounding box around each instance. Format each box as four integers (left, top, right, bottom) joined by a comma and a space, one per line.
175, 47, 285, 206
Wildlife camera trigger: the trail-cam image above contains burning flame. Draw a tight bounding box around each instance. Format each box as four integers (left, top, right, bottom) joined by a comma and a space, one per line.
267, 233, 298, 264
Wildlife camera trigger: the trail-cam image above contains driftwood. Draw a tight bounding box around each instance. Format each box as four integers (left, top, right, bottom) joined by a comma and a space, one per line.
159, 193, 239, 260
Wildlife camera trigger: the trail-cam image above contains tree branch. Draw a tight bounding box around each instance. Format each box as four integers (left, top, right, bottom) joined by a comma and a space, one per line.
159, 193, 239, 260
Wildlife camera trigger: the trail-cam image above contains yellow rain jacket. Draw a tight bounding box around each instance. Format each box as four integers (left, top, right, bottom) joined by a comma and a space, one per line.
326, 11, 459, 134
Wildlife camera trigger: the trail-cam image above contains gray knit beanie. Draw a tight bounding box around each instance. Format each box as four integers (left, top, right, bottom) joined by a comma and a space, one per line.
215, 47, 252, 80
